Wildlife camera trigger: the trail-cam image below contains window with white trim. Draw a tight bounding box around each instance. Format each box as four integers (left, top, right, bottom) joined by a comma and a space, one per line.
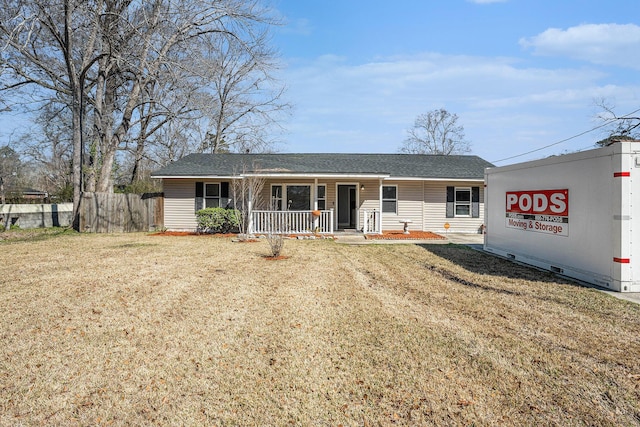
455, 187, 471, 216
286, 185, 311, 210
271, 185, 283, 210
382, 186, 397, 214
316, 184, 326, 210
205, 183, 220, 208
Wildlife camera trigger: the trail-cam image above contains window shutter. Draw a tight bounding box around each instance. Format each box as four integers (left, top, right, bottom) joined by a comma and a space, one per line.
195, 182, 204, 212
446, 186, 454, 218
220, 182, 230, 208
472, 187, 480, 218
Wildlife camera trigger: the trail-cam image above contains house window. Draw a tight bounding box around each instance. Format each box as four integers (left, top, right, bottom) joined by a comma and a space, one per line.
382, 186, 397, 214
455, 187, 471, 216
205, 183, 220, 208
316, 185, 326, 210
271, 185, 283, 210
287, 185, 311, 210
446, 186, 480, 218
272, 184, 316, 210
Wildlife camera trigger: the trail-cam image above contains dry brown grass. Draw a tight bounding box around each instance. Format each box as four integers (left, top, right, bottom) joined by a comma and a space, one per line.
1, 232, 639, 426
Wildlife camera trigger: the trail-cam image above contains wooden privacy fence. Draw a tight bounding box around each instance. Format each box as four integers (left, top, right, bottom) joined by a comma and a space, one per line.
80, 192, 163, 233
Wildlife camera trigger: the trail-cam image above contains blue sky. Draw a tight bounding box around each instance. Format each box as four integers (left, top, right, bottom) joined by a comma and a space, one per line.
272, 0, 640, 164
1, 0, 638, 166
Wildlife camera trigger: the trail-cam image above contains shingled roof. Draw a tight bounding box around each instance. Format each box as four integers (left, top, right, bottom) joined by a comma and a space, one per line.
151, 153, 493, 180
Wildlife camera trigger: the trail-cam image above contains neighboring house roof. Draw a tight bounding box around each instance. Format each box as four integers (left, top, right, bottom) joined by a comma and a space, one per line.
151, 153, 494, 180
6, 187, 48, 197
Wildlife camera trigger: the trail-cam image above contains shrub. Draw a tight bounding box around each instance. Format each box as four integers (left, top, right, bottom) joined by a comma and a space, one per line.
266, 232, 285, 257
196, 208, 240, 234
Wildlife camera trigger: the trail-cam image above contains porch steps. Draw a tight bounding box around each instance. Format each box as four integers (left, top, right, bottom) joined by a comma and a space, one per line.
334, 231, 367, 244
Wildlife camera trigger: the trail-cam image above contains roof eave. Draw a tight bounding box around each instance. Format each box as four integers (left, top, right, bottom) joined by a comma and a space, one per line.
392, 177, 484, 181
152, 174, 484, 181
150, 175, 242, 179
240, 173, 391, 179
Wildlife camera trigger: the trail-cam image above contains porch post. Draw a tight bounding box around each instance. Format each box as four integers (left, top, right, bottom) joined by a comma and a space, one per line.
247, 183, 254, 236
313, 178, 319, 232
313, 178, 318, 210
329, 208, 334, 234
363, 210, 369, 234
378, 178, 383, 234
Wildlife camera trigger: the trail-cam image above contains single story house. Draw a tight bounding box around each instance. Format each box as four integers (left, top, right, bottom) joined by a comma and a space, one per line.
151, 153, 494, 234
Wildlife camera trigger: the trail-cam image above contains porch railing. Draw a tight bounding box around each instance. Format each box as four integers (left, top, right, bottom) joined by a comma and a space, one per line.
251, 209, 334, 235
362, 209, 381, 234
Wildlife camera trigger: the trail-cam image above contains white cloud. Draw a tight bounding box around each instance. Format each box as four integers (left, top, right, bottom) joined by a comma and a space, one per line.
286, 53, 605, 118
279, 17, 313, 36
520, 23, 640, 70
280, 52, 639, 161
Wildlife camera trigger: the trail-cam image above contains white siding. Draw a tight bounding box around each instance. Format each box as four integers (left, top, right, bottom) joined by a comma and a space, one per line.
358, 179, 382, 229
379, 181, 423, 231
162, 177, 485, 233
163, 178, 199, 231
424, 181, 485, 233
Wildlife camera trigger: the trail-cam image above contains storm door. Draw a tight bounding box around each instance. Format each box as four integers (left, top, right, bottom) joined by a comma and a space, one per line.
337, 185, 357, 229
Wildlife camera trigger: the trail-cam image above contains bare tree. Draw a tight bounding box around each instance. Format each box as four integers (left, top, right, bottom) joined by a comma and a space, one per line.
196, 35, 290, 154
0, 0, 105, 228
0, 145, 21, 204
19, 103, 73, 201
231, 163, 265, 240
85, 1, 275, 193
594, 99, 640, 146
147, 122, 199, 167
1, 0, 282, 229
400, 108, 471, 155
125, 77, 198, 186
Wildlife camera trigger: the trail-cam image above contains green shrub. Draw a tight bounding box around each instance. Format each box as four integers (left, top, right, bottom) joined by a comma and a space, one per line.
196, 208, 240, 234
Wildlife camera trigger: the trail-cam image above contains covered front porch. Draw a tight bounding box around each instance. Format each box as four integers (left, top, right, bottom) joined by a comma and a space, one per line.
244, 175, 389, 235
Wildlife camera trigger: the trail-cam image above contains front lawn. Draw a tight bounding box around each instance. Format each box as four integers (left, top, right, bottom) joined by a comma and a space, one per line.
1, 233, 639, 425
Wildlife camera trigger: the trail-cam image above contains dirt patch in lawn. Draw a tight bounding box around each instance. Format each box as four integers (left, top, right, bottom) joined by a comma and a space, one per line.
365, 230, 446, 240
261, 255, 290, 261
1, 234, 639, 426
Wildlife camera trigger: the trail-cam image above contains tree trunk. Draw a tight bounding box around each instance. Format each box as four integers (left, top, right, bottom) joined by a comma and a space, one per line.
96, 78, 142, 192
130, 134, 146, 184
71, 90, 83, 231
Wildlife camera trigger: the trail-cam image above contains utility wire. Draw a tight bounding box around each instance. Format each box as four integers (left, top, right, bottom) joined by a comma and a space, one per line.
491, 107, 640, 164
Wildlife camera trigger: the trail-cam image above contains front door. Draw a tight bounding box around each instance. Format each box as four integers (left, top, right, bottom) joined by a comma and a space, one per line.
337, 185, 357, 229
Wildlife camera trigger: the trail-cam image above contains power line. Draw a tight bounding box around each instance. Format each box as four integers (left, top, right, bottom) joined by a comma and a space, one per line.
491, 107, 640, 164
